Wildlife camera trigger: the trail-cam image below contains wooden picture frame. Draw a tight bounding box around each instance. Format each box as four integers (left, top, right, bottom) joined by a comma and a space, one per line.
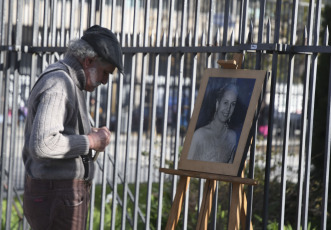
178, 68, 266, 176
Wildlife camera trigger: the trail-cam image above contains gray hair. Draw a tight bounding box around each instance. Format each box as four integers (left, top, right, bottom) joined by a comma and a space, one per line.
65, 39, 99, 61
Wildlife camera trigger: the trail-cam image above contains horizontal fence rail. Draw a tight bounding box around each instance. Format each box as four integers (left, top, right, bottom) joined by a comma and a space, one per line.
1, 0, 331, 229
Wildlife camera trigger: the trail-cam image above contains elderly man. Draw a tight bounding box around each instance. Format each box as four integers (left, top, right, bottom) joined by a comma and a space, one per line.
22, 25, 123, 230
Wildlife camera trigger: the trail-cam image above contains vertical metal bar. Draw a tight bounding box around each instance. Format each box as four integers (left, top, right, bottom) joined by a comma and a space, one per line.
240, 0, 249, 44
5, 0, 23, 228
42, 0, 49, 71
86, 2, 98, 228
131, 2, 140, 230
190, 0, 204, 219
133, 0, 149, 229
6, 53, 20, 230
287, 2, 304, 230
262, 46, 278, 230
197, 26, 205, 220
89, 90, 101, 230
134, 38, 148, 228
69, 0, 76, 39
111, 73, 124, 230
297, 51, 311, 230
172, 0, 187, 188
84, 0, 94, 107
278, 53, 294, 230
0, 0, 3, 43
303, 60, 317, 230
246, 126, 257, 230
133, 43, 144, 230
85, 2, 95, 228
134, 1, 149, 229
238, 0, 244, 44
100, 0, 106, 26
78, 0, 84, 36
168, 2, 188, 227
246, 1, 267, 229
1, 0, 13, 228
278, 0, 299, 228
0, 54, 10, 230
151, 1, 164, 229
146, 36, 158, 230
262, 0, 282, 228
183, 42, 189, 230
50, 0, 57, 63
313, 0, 322, 47
255, 0, 266, 67
157, 34, 168, 230
50, 0, 57, 48
120, 38, 134, 230
0, 0, 5, 103
164, 0, 176, 202
99, 78, 112, 229
0, 0, 6, 225
142, 1, 152, 228
110, 0, 115, 29
89, 0, 96, 27
30, 0, 40, 87
119, 0, 131, 229
206, 0, 214, 66
60, 0, 66, 47
321, 57, 331, 230
222, 0, 230, 46
302, 0, 321, 228
43, 0, 49, 46
210, 6, 221, 222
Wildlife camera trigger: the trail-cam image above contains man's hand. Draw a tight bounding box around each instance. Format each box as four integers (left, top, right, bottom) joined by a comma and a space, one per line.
87, 127, 111, 152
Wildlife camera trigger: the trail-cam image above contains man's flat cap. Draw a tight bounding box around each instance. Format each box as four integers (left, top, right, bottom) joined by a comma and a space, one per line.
81, 25, 124, 74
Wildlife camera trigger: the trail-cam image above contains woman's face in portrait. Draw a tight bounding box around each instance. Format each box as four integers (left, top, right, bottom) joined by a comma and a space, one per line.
215, 89, 237, 123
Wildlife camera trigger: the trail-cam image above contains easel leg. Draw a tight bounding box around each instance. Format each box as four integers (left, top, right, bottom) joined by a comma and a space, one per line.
240, 189, 253, 230
228, 183, 254, 230
228, 183, 242, 230
165, 176, 190, 230
196, 179, 217, 230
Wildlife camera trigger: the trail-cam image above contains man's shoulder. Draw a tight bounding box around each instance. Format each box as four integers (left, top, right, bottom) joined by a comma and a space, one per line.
32, 65, 75, 97
39, 64, 73, 87
43, 63, 70, 80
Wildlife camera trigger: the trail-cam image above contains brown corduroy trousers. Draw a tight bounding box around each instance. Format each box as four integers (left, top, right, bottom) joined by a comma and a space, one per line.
23, 175, 91, 230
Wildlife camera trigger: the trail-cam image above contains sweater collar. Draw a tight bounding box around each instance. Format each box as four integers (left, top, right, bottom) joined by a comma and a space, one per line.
60, 55, 86, 90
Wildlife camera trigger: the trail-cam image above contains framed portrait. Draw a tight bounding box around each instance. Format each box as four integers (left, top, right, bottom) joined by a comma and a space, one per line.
178, 68, 267, 176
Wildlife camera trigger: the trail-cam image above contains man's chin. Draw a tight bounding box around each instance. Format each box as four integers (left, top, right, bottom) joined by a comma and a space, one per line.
85, 86, 96, 92
86, 84, 101, 92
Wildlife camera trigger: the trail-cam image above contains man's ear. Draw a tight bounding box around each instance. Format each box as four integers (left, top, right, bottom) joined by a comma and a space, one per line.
83, 57, 95, 69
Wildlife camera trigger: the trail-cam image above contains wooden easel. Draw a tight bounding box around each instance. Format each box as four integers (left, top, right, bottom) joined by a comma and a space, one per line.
160, 168, 257, 229
161, 53, 257, 230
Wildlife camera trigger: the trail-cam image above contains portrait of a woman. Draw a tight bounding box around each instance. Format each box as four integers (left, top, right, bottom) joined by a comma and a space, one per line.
187, 83, 238, 163
179, 69, 265, 175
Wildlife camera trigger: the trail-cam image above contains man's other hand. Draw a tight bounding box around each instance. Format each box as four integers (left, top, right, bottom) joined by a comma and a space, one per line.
87, 127, 111, 152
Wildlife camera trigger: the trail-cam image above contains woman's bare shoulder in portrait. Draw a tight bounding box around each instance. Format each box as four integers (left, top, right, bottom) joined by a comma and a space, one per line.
193, 125, 214, 139
227, 129, 237, 144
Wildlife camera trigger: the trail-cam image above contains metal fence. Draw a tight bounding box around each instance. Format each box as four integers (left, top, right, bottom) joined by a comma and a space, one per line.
1, 0, 331, 229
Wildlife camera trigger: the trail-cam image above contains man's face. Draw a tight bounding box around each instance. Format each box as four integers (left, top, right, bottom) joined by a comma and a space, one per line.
84, 58, 116, 92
